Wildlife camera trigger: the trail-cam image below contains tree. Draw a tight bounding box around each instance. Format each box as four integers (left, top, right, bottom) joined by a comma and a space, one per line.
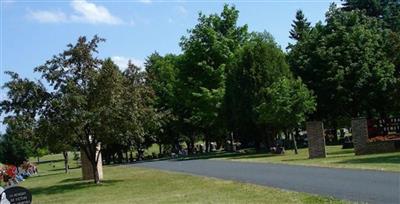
145, 53, 180, 153
341, 0, 400, 114
34, 36, 118, 184
0, 128, 33, 166
177, 4, 248, 153
121, 61, 159, 160
257, 77, 316, 153
0, 71, 48, 165
289, 10, 311, 41
225, 32, 291, 148
341, 0, 400, 28
288, 5, 397, 123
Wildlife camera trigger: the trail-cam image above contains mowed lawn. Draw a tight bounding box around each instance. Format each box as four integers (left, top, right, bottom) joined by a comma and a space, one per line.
182, 146, 400, 172
20, 155, 346, 204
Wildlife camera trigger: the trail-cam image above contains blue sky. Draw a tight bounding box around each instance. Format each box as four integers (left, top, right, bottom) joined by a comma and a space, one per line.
0, 0, 341, 133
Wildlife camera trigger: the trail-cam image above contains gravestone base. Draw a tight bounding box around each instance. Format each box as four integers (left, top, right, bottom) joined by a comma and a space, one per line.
306, 121, 326, 159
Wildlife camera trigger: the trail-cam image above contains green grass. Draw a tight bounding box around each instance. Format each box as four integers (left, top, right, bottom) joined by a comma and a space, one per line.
20, 154, 347, 204
183, 145, 400, 172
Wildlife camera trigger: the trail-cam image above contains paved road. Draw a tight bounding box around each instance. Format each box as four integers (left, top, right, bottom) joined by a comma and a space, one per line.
131, 159, 400, 204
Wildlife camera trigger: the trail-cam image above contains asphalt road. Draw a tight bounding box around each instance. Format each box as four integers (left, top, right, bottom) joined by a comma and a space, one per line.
131, 159, 400, 204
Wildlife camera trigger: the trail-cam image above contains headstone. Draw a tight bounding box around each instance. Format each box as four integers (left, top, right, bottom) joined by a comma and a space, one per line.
3, 186, 32, 204
306, 121, 326, 158
81, 144, 103, 180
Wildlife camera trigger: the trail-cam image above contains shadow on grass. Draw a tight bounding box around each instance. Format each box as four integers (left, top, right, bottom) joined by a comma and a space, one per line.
30, 179, 123, 196
336, 155, 400, 164
26, 172, 66, 180
37, 159, 65, 164
59, 177, 83, 183
281, 153, 354, 162
48, 166, 81, 172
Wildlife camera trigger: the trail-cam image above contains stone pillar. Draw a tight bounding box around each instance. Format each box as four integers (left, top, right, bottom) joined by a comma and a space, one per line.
81, 144, 103, 180
351, 118, 368, 155
306, 121, 326, 159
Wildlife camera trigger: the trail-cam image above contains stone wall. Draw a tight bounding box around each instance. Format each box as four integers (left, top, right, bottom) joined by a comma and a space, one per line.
81, 144, 103, 180
352, 118, 400, 155
306, 121, 326, 159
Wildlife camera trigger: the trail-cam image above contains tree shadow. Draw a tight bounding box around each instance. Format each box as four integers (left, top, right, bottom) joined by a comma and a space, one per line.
37, 159, 65, 164
336, 155, 400, 164
58, 177, 83, 183
26, 172, 66, 180
48, 166, 81, 172
30, 179, 123, 196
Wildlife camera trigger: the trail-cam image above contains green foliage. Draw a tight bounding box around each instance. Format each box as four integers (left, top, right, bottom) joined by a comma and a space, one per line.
0, 131, 33, 166
0, 71, 49, 160
288, 5, 397, 121
175, 4, 248, 151
341, 0, 400, 31
289, 10, 311, 41
145, 53, 180, 147
2, 2, 397, 162
225, 32, 294, 144
121, 61, 159, 153
257, 77, 316, 131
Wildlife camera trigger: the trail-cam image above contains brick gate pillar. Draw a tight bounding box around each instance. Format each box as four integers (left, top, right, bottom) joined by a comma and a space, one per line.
351, 118, 368, 155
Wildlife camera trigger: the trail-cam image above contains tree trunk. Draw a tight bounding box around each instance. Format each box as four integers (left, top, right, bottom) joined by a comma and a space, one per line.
117, 151, 123, 164
91, 160, 100, 184
37, 157, 40, 163
291, 132, 298, 154
159, 144, 162, 155
63, 151, 69, 173
231, 132, 235, 152
205, 137, 210, 153
125, 151, 129, 163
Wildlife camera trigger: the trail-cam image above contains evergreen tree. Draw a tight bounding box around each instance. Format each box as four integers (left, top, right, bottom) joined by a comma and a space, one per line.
289, 10, 311, 41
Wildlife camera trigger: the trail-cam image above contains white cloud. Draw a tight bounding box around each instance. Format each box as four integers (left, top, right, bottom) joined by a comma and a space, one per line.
28, 10, 68, 23
111, 56, 144, 71
28, 0, 123, 25
70, 0, 123, 25
177, 6, 188, 15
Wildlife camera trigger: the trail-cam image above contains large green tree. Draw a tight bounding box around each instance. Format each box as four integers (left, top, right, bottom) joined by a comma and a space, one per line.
341, 0, 400, 114
121, 61, 159, 159
257, 77, 316, 153
225, 32, 292, 148
176, 4, 248, 153
288, 5, 397, 123
34, 36, 123, 184
145, 53, 180, 153
0, 71, 48, 165
0, 129, 33, 166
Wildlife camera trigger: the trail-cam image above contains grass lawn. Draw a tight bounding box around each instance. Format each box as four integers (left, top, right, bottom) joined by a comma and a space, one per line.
181, 145, 400, 172
20, 154, 346, 204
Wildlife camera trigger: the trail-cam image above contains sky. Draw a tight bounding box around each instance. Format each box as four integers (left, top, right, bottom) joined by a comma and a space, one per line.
0, 0, 342, 133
